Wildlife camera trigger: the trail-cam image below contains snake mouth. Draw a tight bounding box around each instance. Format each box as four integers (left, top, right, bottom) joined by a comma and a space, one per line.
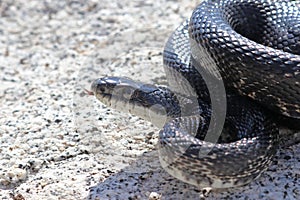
91, 78, 113, 103
91, 77, 134, 105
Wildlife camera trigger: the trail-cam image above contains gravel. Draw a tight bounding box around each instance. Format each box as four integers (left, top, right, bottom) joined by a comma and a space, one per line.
0, 0, 299, 199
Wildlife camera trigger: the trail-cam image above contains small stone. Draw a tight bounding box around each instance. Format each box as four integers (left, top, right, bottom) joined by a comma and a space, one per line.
149, 192, 161, 200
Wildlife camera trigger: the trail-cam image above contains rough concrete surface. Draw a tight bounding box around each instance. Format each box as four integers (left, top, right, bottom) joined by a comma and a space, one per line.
0, 0, 299, 199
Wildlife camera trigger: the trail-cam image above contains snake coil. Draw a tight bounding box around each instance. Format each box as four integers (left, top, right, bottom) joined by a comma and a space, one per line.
92, 0, 300, 190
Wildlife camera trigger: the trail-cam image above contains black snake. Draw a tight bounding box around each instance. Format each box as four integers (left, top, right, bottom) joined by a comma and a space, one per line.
91, 0, 300, 191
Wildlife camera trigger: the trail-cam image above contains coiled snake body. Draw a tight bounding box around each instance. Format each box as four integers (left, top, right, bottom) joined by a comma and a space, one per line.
92, 0, 300, 190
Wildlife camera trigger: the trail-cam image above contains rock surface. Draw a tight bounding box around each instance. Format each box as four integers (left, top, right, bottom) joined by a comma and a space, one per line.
0, 0, 299, 199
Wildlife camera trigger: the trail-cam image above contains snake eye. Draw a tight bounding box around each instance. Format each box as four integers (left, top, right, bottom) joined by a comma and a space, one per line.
99, 87, 105, 93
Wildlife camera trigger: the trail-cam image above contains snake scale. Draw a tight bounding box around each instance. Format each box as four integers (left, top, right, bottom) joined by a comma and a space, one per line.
91, 0, 300, 190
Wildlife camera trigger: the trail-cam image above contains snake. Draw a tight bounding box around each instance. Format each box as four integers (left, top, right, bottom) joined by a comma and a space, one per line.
91, 0, 300, 191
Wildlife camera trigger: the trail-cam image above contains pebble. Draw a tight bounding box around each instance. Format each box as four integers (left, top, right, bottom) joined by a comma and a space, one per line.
149, 192, 162, 200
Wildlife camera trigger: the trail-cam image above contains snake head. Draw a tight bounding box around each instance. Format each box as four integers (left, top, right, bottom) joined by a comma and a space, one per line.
91, 76, 147, 108
91, 76, 183, 127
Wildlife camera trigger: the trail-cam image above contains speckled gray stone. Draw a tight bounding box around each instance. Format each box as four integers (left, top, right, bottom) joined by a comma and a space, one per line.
0, 0, 299, 199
